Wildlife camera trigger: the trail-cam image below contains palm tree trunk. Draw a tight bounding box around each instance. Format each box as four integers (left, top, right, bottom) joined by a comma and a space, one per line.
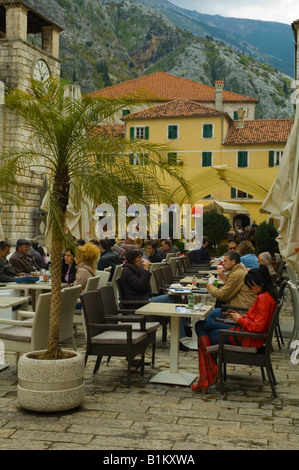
45, 230, 64, 358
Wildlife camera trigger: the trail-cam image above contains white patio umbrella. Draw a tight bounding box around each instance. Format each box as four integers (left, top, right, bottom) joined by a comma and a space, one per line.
41, 188, 95, 247
261, 105, 299, 274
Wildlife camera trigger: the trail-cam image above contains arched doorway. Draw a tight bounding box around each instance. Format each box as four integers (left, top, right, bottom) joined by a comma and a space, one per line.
233, 214, 250, 229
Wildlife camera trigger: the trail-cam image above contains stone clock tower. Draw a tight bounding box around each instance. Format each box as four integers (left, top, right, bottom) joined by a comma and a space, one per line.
0, 0, 63, 243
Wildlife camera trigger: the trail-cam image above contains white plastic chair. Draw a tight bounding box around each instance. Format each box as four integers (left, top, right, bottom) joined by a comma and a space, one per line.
0, 285, 81, 369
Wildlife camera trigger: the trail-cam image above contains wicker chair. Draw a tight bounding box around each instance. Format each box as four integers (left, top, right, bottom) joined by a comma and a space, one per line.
98, 284, 159, 366
116, 277, 169, 344
81, 289, 148, 389
208, 299, 283, 398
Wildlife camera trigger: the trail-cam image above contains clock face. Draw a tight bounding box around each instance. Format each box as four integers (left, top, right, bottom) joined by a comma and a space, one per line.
33, 59, 50, 82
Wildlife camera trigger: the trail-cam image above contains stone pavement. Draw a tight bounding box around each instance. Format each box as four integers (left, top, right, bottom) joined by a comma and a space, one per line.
0, 306, 298, 451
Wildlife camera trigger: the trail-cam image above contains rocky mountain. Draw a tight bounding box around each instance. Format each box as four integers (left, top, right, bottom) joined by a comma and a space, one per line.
24, 0, 295, 119
126, 0, 294, 77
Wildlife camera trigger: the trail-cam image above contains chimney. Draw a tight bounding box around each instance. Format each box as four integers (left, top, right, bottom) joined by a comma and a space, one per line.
214, 80, 224, 110
237, 107, 245, 128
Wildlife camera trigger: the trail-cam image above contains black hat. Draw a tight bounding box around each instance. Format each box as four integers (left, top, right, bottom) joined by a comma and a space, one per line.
16, 239, 31, 247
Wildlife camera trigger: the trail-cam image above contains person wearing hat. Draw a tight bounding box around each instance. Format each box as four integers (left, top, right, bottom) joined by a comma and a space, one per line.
120, 249, 190, 351
9, 239, 41, 275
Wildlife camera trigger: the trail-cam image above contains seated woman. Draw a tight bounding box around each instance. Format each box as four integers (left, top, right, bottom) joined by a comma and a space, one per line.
61, 248, 76, 284
120, 249, 189, 351
238, 240, 259, 269
192, 265, 278, 394
73, 242, 100, 293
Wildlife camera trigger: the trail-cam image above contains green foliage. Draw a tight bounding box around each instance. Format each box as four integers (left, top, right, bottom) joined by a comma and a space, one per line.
0, 78, 191, 355
203, 210, 230, 247
255, 222, 279, 256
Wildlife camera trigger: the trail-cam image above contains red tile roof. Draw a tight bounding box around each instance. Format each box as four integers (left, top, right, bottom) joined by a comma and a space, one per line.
124, 98, 230, 120
89, 72, 258, 103
224, 119, 294, 144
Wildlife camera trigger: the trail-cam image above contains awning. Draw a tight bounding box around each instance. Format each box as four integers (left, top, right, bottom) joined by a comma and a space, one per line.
203, 200, 249, 214
161, 166, 278, 205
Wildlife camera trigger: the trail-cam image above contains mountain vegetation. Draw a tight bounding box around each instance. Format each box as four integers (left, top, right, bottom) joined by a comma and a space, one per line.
25, 0, 295, 119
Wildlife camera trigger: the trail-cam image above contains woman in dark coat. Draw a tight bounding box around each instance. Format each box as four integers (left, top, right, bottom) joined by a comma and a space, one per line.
120, 250, 151, 303
61, 248, 76, 284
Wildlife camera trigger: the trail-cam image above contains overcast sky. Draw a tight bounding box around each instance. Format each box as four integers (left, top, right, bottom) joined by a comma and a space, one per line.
169, 0, 299, 25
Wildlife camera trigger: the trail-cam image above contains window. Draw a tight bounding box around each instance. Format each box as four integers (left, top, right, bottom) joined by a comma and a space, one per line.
202, 152, 212, 167
237, 151, 248, 168
269, 150, 283, 167
167, 153, 178, 165
129, 126, 149, 140
168, 125, 178, 140
202, 124, 213, 138
129, 153, 149, 165
231, 188, 253, 199
122, 109, 131, 117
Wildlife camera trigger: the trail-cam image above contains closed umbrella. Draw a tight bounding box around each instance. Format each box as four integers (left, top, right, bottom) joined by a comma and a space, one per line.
261, 105, 299, 274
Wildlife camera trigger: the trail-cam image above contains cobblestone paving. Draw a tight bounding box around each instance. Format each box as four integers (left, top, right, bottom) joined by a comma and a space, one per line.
0, 304, 298, 451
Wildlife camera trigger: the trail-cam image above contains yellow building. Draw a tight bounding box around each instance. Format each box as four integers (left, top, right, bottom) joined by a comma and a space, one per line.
123, 98, 293, 227
91, 72, 293, 228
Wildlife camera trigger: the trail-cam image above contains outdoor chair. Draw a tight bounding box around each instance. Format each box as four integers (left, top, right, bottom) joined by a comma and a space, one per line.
98, 285, 159, 366
149, 262, 166, 295
73, 275, 102, 337
207, 299, 283, 398
0, 285, 82, 369
110, 264, 123, 302
153, 268, 168, 295
116, 277, 169, 343
80, 289, 148, 389
95, 270, 111, 287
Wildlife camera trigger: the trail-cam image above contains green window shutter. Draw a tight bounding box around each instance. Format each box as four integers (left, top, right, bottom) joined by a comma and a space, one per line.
144, 126, 149, 140
202, 152, 212, 167
168, 125, 178, 139
167, 153, 178, 165
237, 151, 248, 167
122, 109, 131, 117
231, 187, 237, 199
269, 150, 274, 167
130, 127, 134, 140
129, 154, 134, 164
203, 124, 213, 138
233, 111, 238, 120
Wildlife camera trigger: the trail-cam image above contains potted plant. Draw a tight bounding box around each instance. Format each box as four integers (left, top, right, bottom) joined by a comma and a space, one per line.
0, 78, 190, 411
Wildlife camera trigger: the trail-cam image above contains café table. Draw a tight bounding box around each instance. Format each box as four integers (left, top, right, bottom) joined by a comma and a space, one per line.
167, 286, 211, 351
2, 282, 67, 305
180, 276, 223, 287
136, 302, 212, 386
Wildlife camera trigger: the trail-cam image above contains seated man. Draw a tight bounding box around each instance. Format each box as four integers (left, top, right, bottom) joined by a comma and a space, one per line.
97, 238, 122, 281
160, 239, 172, 259
207, 251, 256, 308
9, 239, 41, 274
145, 240, 163, 263
192, 236, 211, 264
0, 241, 16, 283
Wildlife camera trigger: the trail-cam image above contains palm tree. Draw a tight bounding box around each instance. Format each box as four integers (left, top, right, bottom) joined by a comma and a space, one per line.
0, 78, 191, 359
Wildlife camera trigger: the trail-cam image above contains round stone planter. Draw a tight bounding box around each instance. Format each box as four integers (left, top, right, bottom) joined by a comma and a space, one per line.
17, 350, 85, 412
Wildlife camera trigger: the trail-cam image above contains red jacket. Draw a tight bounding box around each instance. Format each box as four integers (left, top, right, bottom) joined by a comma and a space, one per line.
230, 291, 277, 348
